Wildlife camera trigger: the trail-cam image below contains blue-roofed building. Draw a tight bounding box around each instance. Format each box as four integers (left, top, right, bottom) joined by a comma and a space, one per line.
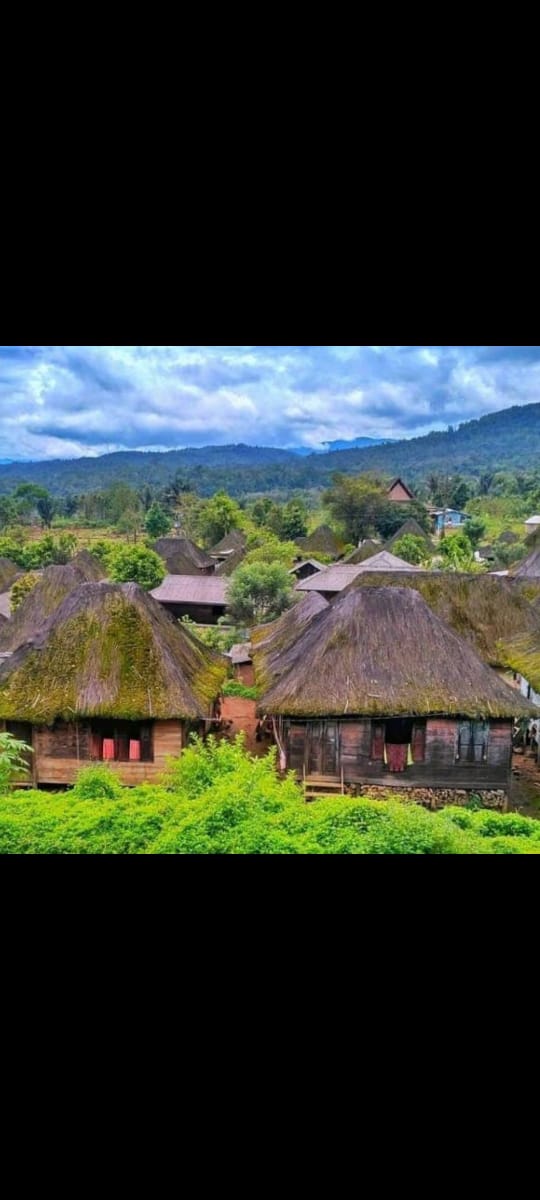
430, 508, 470, 533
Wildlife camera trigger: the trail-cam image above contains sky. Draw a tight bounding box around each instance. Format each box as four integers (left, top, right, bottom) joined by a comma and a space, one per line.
1, 345, 540, 461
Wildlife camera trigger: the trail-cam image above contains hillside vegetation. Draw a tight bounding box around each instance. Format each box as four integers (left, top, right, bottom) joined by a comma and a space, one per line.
1, 403, 540, 497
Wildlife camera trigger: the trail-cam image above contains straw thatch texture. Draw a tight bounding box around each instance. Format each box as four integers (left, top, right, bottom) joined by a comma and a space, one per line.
251, 593, 330, 691
342, 540, 381, 565
209, 530, 247, 556
214, 547, 246, 576
0, 558, 20, 592
151, 575, 229, 604
152, 537, 214, 574
511, 546, 540, 579
295, 525, 343, 559
297, 551, 421, 593
341, 570, 540, 667
0, 553, 105, 653
385, 518, 433, 552
0, 581, 228, 723
502, 631, 540, 694
259, 588, 533, 719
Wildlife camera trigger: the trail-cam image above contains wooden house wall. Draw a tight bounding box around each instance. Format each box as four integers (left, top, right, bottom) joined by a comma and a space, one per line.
160, 601, 228, 625
32, 719, 185, 786
283, 717, 514, 790
234, 661, 255, 688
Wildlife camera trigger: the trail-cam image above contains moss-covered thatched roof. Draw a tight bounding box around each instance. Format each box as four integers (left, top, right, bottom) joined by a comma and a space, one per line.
511, 546, 540, 579
295, 525, 343, 558
214, 546, 246, 576
340, 570, 540, 669
342, 540, 381, 565
502, 631, 540, 694
385, 518, 433, 551
259, 587, 534, 719
251, 593, 329, 692
152, 537, 213, 574
209, 529, 247, 556
0, 553, 105, 653
0, 581, 228, 724
0, 558, 20, 592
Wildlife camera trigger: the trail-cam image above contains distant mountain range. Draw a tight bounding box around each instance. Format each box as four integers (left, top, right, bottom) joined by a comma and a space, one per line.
289, 436, 396, 455
0, 403, 539, 496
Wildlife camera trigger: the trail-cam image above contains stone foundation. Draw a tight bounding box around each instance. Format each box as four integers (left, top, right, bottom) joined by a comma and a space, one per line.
349, 786, 508, 811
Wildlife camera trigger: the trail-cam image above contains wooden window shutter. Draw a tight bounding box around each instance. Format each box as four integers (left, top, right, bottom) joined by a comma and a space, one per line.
371, 722, 385, 761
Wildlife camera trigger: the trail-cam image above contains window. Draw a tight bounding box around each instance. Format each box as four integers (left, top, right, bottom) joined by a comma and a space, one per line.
455, 720, 489, 763
90, 721, 154, 763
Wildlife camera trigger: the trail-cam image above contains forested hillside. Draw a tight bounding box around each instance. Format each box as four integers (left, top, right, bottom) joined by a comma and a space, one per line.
1, 402, 539, 497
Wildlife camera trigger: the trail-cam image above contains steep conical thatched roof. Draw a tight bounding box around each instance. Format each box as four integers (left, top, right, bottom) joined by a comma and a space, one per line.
342, 540, 381, 565
259, 588, 533, 719
295, 525, 342, 558
341, 570, 540, 668
0, 553, 105, 653
152, 537, 213, 574
251, 593, 329, 691
385, 518, 433, 552
209, 529, 247, 556
511, 546, 540, 579
0, 558, 20, 592
0, 581, 228, 724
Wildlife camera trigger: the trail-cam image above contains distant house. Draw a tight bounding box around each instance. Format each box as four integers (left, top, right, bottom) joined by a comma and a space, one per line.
227, 643, 255, 688
208, 530, 247, 563
295, 525, 343, 560
152, 537, 214, 576
385, 519, 432, 553
257, 587, 533, 796
387, 478, 415, 503
525, 515, 540, 531
288, 559, 325, 582
430, 508, 470, 533
296, 551, 421, 598
0, 582, 228, 787
151, 575, 229, 624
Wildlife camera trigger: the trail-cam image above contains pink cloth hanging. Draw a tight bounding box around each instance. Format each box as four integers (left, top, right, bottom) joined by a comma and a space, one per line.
386, 743, 408, 773
102, 738, 116, 761
129, 739, 141, 761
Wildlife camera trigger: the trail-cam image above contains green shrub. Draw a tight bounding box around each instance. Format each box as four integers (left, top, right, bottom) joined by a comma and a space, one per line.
222, 680, 259, 700
72, 764, 125, 801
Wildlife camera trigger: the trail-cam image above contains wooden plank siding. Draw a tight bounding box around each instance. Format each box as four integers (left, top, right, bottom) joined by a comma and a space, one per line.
284, 717, 514, 790
31, 720, 185, 786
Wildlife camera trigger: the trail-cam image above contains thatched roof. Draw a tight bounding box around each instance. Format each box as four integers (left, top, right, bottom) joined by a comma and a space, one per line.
295, 525, 342, 558
259, 587, 533, 719
385, 519, 433, 552
387, 477, 415, 499
342, 540, 381, 565
214, 546, 246, 576
0, 553, 105, 653
342, 570, 540, 668
498, 531, 519, 545
151, 575, 229, 605
0, 558, 20, 592
0, 581, 228, 724
0, 593, 11, 621
502, 631, 540, 695
227, 643, 253, 665
511, 546, 540, 579
288, 559, 325, 576
297, 551, 421, 593
209, 529, 247, 556
152, 537, 213, 575
251, 593, 330, 692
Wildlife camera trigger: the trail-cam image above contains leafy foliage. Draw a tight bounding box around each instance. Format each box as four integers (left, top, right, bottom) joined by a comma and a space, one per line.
391, 535, 429, 565
0, 732, 32, 791
144, 502, 172, 539
222, 680, 259, 700
10, 573, 40, 612
227, 561, 293, 626
107, 544, 166, 591
196, 491, 243, 547
0, 737, 538, 853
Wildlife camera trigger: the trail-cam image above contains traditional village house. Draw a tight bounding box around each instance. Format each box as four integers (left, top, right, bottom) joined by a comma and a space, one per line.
150, 575, 229, 624
208, 530, 247, 570
385, 518, 433, 553
151, 537, 215, 576
255, 587, 533, 796
430, 507, 470, 533
342, 539, 382, 565
288, 558, 325, 583
386, 478, 415, 503
0, 552, 105, 653
524, 515, 540, 533
511, 545, 540, 580
295, 525, 343, 560
295, 551, 420, 599
0, 581, 228, 786
227, 643, 255, 688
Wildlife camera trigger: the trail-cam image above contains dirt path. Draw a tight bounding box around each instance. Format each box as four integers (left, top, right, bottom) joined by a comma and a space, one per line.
509, 752, 540, 819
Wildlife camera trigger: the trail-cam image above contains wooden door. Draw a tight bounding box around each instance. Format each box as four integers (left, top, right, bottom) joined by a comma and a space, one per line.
307, 721, 338, 775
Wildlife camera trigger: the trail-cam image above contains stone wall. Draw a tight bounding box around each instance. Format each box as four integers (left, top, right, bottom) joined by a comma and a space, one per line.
347, 785, 508, 811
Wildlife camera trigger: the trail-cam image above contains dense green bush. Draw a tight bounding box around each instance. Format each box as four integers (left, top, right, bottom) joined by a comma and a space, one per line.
222, 680, 259, 700
0, 738, 539, 853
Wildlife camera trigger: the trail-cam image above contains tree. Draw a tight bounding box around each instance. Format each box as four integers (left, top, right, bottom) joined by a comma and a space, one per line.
279, 500, 308, 540
36, 495, 56, 528
0, 731, 32, 791
391, 535, 430, 566
465, 516, 487, 548
323, 475, 391, 543
197, 491, 243, 547
145, 502, 173, 540
116, 509, 142, 543
108, 545, 166, 591
227, 562, 293, 625
438, 532, 477, 571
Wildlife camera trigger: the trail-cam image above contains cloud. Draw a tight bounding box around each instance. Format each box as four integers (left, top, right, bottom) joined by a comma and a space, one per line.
0, 345, 539, 461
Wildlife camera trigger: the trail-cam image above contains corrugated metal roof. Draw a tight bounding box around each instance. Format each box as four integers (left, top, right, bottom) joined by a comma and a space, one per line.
151, 575, 229, 604
296, 551, 421, 592
227, 643, 252, 664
